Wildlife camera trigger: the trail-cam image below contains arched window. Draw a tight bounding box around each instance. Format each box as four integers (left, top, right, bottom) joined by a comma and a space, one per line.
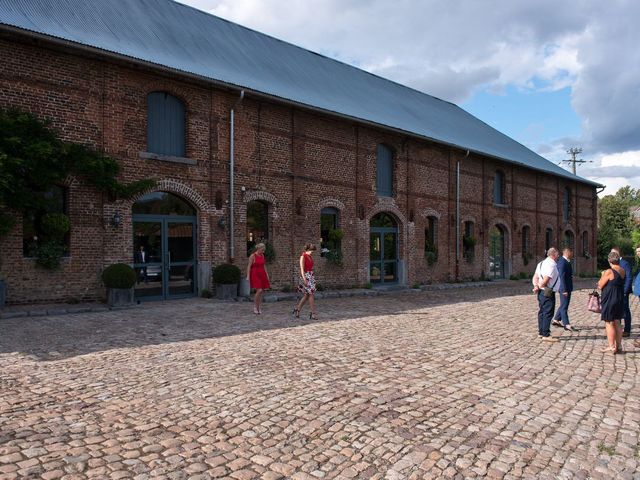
376, 144, 394, 197
522, 225, 530, 256
147, 92, 186, 157
582, 231, 589, 255
425, 216, 438, 261
320, 207, 340, 257
545, 228, 553, 252
562, 230, 575, 251
563, 187, 572, 222
493, 170, 505, 205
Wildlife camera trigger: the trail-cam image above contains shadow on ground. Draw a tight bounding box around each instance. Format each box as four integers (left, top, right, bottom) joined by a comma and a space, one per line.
0, 280, 615, 361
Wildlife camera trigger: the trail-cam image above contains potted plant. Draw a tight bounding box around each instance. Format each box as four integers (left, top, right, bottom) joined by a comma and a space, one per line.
212, 263, 241, 300
463, 234, 476, 262
101, 263, 136, 306
425, 241, 438, 266
325, 228, 344, 266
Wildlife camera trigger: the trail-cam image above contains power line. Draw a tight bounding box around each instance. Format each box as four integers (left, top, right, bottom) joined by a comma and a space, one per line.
561, 147, 592, 175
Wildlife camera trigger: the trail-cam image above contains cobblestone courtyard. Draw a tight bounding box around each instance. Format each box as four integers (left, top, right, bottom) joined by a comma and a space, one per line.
1, 283, 639, 479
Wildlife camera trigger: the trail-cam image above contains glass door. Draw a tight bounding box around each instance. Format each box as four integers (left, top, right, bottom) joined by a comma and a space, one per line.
369, 228, 398, 284
133, 221, 164, 299
167, 221, 196, 297
132, 217, 197, 300
489, 226, 505, 279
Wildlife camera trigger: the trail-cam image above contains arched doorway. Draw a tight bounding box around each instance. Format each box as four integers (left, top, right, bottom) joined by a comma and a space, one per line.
132, 191, 197, 300
369, 212, 399, 284
488, 225, 506, 279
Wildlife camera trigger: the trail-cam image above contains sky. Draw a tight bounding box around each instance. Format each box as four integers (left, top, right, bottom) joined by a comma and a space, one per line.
179, 0, 640, 196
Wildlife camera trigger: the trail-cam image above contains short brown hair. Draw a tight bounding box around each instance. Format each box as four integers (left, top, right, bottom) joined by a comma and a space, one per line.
303, 243, 316, 251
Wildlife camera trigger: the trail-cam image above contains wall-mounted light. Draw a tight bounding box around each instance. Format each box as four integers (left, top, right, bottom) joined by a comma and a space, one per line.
218, 217, 226, 229
111, 211, 121, 228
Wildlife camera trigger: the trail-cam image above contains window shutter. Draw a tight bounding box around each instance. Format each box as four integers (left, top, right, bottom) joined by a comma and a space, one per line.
376, 144, 393, 197
147, 92, 186, 156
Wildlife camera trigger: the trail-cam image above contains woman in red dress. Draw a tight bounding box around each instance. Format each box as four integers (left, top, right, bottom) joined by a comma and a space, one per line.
246, 243, 270, 314
294, 243, 318, 320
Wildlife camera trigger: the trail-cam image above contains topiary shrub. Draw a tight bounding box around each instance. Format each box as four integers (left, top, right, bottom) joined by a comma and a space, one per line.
35, 242, 66, 270
212, 263, 241, 284
101, 263, 136, 289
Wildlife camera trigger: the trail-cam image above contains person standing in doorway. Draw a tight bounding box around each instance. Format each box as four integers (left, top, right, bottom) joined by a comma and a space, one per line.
246, 243, 270, 315
294, 243, 318, 320
134, 245, 149, 283
598, 251, 625, 354
533, 247, 561, 342
552, 247, 577, 331
611, 247, 632, 337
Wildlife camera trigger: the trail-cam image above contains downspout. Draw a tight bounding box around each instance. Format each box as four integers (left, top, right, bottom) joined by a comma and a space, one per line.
456, 150, 470, 281
229, 90, 245, 262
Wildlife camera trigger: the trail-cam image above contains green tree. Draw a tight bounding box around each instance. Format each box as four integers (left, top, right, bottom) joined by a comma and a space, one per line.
597, 188, 635, 267
0, 108, 156, 268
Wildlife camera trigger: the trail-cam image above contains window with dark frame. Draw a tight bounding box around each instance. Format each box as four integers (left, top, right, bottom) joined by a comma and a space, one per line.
23, 185, 69, 257
376, 144, 394, 197
320, 207, 339, 257
246, 200, 269, 256
425, 216, 438, 259
463, 221, 475, 260
545, 228, 553, 252
563, 187, 572, 222
522, 225, 530, 255
493, 170, 505, 205
147, 91, 186, 157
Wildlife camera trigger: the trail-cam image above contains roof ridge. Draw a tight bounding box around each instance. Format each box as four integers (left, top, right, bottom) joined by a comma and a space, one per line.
168, 0, 458, 108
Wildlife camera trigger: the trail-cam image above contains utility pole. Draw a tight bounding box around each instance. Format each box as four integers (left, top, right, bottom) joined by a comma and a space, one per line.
561, 147, 591, 175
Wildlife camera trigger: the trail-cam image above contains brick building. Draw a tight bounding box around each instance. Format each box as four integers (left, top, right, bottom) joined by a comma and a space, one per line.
0, 0, 600, 305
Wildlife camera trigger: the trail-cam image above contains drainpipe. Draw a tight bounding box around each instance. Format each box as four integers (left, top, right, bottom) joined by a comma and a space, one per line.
229, 90, 245, 262
456, 150, 470, 281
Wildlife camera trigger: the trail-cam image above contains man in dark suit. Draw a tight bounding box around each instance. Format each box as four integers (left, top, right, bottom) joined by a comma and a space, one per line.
134, 245, 149, 283
553, 247, 576, 331
612, 247, 633, 337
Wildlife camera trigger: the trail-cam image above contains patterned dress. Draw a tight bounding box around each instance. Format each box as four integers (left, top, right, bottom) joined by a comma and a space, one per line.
298, 252, 316, 294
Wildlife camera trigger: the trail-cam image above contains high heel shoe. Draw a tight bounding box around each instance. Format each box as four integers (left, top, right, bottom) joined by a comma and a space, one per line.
292, 308, 300, 318
309, 312, 317, 320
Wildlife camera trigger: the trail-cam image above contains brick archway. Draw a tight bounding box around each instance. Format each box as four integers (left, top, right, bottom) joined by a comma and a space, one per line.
130, 179, 211, 212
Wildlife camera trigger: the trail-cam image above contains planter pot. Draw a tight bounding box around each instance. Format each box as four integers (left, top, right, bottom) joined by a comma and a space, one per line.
216, 283, 238, 300
107, 287, 134, 307
0, 279, 6, 309
239, 278, 250, 297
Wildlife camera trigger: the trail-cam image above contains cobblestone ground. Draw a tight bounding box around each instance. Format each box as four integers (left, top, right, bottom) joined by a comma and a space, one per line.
1, 282, 639, 480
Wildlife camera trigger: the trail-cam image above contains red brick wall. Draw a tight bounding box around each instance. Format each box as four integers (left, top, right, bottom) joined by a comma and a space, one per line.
0, 34, 598, 304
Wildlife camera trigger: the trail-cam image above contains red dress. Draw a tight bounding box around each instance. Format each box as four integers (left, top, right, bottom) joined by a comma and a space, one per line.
249, 253, 270, 289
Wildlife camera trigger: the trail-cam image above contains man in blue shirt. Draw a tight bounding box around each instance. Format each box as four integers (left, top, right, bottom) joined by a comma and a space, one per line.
552, 247, 576, 331
612, 247, 632, 336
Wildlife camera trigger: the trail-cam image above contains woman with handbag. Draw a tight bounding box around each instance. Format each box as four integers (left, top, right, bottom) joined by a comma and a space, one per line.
598, 250, 626, 354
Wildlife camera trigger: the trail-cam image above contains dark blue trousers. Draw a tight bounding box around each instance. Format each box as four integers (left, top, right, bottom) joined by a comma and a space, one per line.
538, 291, 555, 337
622, 293, 631, 333
553, 292, 572, 326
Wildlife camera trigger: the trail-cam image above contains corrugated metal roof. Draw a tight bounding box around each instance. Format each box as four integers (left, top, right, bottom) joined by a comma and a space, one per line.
0, 0, 599, 186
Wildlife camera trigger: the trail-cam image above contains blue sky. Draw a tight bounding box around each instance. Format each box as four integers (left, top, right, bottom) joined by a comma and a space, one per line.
462, 87, 581, 152
180, 0, 640, 195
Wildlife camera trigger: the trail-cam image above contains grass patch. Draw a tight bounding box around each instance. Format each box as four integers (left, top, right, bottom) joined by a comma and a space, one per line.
597, 442, 616, 456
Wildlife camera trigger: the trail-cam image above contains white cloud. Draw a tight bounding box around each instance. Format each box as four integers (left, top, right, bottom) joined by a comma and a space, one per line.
177, 0, 640, 191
